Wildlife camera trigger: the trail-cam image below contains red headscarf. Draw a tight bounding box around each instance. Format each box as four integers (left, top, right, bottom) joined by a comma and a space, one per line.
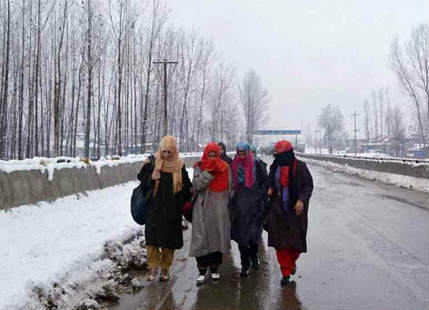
274, 140, 296, 187
274, 140, 293, 154
198, 142, 229, 192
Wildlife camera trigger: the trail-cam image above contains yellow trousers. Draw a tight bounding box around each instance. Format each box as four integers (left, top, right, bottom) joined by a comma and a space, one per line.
146, 245, 175, 269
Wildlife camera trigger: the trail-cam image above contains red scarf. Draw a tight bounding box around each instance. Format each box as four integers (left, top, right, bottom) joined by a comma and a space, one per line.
198, 142, 229, 192
280, 159, 297, 187
231, 151, 255, 190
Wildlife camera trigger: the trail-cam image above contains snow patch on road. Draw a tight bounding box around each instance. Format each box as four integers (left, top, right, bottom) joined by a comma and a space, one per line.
304, 158, 429, 193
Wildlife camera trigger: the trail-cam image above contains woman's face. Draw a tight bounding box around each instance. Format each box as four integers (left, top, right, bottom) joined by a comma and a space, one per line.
237, 150, 247, 159
207, 151, 217, 160
219, 146, 225, 155
161, 150, 173, 161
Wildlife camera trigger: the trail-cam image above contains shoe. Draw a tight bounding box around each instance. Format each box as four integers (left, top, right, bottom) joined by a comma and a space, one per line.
291, 265, 296, 275
196, 274, 206, 286
146, 267, 158, 282
211, 273, 221, 282
280, 276, 290, 286
240, 266, 250, 277
251, 257, 260, 270
159, 269, 170, 281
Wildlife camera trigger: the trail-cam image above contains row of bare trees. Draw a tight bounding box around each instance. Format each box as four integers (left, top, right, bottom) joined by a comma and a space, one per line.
0, 0, 268, 160
362, 87, 393, 142
358, 23, 429, 155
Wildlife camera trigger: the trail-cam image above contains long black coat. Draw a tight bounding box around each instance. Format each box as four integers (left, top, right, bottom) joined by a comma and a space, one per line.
230, 160, 267, 246
138, 161, 192, 249
264, 160, 313, 252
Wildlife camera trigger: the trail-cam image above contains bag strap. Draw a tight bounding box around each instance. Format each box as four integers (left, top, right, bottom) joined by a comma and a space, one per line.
144, 154, 156, 189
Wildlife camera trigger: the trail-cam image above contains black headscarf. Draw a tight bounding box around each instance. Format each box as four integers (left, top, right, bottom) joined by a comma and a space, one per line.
268, 149, 299, 207
218, 142, 233, 165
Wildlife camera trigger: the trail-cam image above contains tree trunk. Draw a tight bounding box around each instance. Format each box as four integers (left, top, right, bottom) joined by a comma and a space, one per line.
0, 0, 11, 159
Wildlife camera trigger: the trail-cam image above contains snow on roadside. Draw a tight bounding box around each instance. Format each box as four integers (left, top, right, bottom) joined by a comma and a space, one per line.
0, 153, 202, 180
27, 236, 147, 310
0, 168, 195, 310
0, 181, 141, 310
303, 157, 429, 193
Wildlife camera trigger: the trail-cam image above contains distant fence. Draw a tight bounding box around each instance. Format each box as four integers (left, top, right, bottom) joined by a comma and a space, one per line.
0, 156, 200, 211
297, 153, 429, 179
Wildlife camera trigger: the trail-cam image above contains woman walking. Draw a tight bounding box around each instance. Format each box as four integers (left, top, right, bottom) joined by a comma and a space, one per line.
230, 142, 267, 277
264, 140, 313, 286
190, 142, 232, 285
137, 136, 192, 282
218, 142, 233, 165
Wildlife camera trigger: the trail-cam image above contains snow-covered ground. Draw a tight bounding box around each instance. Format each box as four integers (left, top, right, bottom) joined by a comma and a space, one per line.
0, 168, 194, 310
305, 148, 429, 161
303, 157, 429, 193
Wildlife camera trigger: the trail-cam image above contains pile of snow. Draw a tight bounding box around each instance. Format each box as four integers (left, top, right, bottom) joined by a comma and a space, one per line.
343, 152, 390, 158
28, 236, 147, 310
0, 168, 194, 310
304, 158, 429, 193
0, 181, 142, 310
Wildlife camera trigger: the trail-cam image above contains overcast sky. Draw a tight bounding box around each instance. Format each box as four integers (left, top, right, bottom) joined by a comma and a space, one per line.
168, 0, 429, 135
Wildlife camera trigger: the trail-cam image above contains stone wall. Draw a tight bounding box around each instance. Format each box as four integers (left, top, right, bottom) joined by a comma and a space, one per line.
297, 153, 429, 179
0, 156, 199, 210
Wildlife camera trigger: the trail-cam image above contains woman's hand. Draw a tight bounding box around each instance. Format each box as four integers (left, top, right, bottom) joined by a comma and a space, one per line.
294, 200, 304, 216
267, 187, 273, 196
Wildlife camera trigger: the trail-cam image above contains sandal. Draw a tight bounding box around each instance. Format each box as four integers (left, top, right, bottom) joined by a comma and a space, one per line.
146, 267, 158, 282
159, 269, 170, 281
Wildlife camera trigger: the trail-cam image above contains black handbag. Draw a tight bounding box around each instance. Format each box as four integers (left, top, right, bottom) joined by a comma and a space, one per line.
130, 155, 155, 225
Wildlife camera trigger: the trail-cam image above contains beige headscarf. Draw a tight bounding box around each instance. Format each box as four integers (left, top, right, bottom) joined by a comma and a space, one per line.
152, 136, 184, 194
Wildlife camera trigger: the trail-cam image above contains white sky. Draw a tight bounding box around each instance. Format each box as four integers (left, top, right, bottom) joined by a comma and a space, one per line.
168, 0, 429, 136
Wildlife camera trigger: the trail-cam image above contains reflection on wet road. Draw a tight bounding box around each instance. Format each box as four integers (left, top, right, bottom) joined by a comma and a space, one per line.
110, 163, 429, 310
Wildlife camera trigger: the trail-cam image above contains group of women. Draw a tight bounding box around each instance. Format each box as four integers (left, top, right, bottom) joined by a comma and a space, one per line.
137, 135, 313, 286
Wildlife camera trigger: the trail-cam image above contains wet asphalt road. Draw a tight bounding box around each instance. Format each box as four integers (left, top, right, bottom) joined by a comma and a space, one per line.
110, 163, 429, 310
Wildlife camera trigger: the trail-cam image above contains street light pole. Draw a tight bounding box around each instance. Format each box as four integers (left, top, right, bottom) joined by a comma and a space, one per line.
315, 129, 321, 154
352, 111, 360, 156
153, 59, 178, 136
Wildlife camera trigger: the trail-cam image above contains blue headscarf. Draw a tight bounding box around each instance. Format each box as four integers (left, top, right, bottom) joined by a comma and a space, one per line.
236, 141, 251, 152
233, 142, 254, 188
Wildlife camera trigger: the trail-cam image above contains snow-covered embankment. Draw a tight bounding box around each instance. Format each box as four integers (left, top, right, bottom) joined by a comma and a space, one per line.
300, 155, 429, 193
0, 162, 195, 310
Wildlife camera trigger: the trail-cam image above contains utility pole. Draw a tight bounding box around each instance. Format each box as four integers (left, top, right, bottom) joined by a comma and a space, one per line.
153, 59, 178, 136
315, 129, 321, 154
352, 111, 360, 156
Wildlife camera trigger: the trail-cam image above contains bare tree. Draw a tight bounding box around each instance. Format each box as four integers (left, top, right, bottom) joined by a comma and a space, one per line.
391, 25, 428, 146
238, 68, 269, 144
208, 63, 234, 141
363, 98, 371, 141
391, 105, 406, 156
0, 0, 11, 158
141, 0, 166, 152
318, 104, 346, 154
